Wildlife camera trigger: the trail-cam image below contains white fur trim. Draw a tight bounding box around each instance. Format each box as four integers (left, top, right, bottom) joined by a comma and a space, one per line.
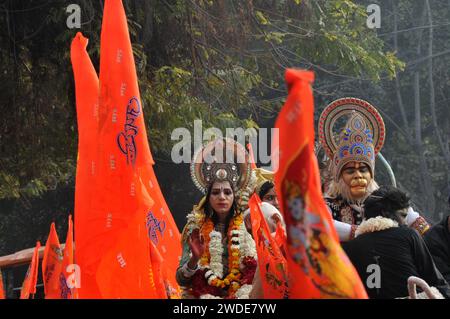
355, 216, 398, 237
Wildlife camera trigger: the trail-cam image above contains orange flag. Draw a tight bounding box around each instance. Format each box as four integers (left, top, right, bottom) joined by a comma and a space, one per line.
70, 32, 102, 298
249, 194, 288, 298
0, 269, 5, 299
149, 240, 171, 299
139, 168, 182, 298
20, 241, 41, 299
274, 219, 287, 251
95, 183, 164, 298
87, 0, 180, 298
272, 69, 367, 299
42, 223, 63, 299
59, 215, 78, 299
247, 143, 257, 169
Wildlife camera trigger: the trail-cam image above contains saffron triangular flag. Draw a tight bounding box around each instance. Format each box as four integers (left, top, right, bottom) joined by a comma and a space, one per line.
95, 186, 165, 298
273, 69, 368, 298
87, 0, 180, 297
20, 241, 41, 299
0, 269, 5, 299
60, 215, 78, 299
249, 194, 289, 298
42, 222, 63, 299
70, 31, 102, 298
247, 143, 257, 170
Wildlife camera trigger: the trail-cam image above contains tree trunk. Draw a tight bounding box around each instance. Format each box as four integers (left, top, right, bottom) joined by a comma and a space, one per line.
413, 72, 436, 215
425, 0, 450, 215
141, 0, 154, 54
392, 1, 411, 140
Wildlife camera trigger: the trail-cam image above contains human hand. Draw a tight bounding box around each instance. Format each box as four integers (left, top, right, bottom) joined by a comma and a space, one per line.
188, 228, 205, 261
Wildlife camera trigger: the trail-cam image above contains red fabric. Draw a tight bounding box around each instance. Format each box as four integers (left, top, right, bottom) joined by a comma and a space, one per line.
20, 241, 41, 299
249, 194, 288, 298
42, 223, 63, 299
273, 69, 367, 299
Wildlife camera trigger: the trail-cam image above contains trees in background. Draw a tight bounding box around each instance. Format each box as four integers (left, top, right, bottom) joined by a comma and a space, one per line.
1, 0, 449, 252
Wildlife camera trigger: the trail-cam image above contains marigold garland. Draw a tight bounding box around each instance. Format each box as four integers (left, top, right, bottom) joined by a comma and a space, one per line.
199, 214, 245, 294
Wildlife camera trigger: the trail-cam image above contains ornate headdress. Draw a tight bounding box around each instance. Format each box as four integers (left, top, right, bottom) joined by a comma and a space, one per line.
190, 138, 252, 194
318, 97, 385, 182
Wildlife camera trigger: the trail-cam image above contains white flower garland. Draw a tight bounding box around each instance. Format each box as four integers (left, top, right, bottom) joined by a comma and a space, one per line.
235, 284, 253, 299
198, 220, 257, 299
200, 294, 223, 299
206, 230, 224, 282
355, 216, 398, 237
238, 223, 257, 264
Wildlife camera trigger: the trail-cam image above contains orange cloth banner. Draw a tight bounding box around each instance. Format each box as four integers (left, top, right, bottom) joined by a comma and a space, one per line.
274, 219, 287, 251
138, 168, 182, 298
20, 241, 41, 299
95, 183, 164, 298
249, 194, 289, 298
42, 223, 63, 299
60, 215, 78, 299
247, 143, 257, 169
70, 0, 181, 298
0, 269, 5, 299
273, 69, 367, 299
70, 31, 103, 298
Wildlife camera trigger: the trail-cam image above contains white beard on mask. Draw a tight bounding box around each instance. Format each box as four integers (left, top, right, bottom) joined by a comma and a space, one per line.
325, 178, 379, 206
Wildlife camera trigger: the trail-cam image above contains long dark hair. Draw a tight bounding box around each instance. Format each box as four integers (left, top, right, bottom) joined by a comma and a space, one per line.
202, 179, 238, 229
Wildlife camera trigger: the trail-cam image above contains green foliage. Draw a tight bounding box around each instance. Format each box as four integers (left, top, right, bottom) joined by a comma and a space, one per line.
0, 1, 401, 203
8, 0, 450, 258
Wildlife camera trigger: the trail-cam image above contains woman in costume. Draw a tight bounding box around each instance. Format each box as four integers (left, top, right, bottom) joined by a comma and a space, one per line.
176, 138, 257, 299
318, 97, 429, 241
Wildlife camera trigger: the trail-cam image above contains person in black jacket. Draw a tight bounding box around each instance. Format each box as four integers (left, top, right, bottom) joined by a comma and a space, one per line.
423, 195, 450, 284
343, 186, 450, 299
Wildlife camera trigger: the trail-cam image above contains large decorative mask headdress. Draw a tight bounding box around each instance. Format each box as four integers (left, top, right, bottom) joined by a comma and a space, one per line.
318, 97, 385, 182
190, 138, 252, 195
